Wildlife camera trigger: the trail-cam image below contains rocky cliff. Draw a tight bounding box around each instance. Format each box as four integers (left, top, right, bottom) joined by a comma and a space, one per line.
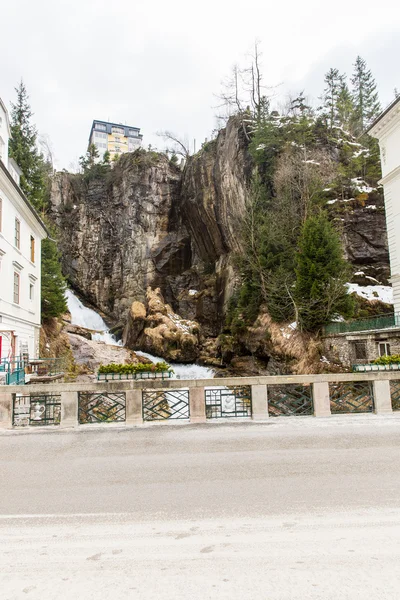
49, 118, 390, 364
50, 119, 251, 345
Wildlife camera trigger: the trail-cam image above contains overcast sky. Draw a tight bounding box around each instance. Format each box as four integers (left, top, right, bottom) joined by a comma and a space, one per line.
1, 0, 399, 170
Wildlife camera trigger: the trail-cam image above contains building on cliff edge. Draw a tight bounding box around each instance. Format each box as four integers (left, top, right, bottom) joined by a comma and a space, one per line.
0, 97, 47, 360
88, 120, 143, 162
323, 96, 400, 368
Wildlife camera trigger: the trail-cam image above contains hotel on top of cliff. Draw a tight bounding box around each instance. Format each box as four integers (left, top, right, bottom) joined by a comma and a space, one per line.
88, 120, 143, 162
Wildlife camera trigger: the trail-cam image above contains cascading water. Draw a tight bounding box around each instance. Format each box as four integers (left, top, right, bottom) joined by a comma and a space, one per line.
65, 289, 121, 346
66, 290, 215, 379
135, 351, 215, 380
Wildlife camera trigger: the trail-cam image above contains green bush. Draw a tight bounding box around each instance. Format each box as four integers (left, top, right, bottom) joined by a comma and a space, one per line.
372, 355, 400, 365
98, 361, 173, 374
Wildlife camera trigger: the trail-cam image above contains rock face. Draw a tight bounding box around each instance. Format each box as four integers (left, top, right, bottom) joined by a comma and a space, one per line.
50, 119, 251, 340
49, 119, 390, 363
124, 288, 201, 363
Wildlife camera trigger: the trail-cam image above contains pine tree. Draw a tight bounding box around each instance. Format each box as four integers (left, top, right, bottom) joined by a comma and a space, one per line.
320, 68, 345, 132
336, 81, 354, 132
351, 56, 381, 134
41, 237, 67, 320
294, 213, 353, 331
8, 80, 47, 211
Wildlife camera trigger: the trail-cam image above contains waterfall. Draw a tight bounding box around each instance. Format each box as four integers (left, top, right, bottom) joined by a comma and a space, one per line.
65, 289, 121, 346
135, 351, 215, 380
65, 290, 215, 379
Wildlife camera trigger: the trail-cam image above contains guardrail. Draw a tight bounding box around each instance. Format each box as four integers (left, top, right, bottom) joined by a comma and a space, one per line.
1, 371, 399, 429
324, 312, 399, 335
0, 358, 26, 385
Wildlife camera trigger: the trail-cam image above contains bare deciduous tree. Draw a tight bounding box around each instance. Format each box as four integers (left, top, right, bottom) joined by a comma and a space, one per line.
156, 130, 190, 158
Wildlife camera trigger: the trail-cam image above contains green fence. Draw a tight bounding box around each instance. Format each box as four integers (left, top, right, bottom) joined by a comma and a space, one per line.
324, 313, 399, 335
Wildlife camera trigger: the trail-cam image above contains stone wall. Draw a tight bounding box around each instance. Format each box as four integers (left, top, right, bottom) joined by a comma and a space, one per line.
323, 328, 400, 368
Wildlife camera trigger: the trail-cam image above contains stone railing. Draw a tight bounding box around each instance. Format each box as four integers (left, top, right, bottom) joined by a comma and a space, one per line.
1, 371, 400, 430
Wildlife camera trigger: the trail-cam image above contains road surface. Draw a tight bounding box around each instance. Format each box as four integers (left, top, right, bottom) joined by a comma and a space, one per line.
1, 415, 400, 599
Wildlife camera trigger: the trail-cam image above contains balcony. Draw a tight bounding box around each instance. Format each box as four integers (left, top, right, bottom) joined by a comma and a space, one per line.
324, 313, 400, 335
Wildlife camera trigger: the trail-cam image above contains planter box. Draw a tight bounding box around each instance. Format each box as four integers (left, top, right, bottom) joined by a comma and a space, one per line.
97, 371, 173, 381
353, 363, 400, 372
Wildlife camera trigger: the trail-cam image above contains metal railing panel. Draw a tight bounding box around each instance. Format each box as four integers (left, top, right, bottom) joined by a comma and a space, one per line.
205, 386, 252, 419
329, 382, 374, 413
267, 384, 313, 416
142, 389, 190, 421
78, 392, 126, 424
13, 394, 61, 426
390, 381, 400, 411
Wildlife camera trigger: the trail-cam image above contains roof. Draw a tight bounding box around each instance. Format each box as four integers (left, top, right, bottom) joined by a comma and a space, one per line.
0, 158, 48, 237
0, 97, 11, 136
366, 95, 400, 134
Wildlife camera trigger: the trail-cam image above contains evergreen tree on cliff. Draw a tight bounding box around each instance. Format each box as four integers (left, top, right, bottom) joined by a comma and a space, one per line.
351, 56, 381, 134
8, 80, 48, 212
9, 81, 67, 320
294, 213, 353, 332
320, 68, 345, 132
41, 237, 67, 320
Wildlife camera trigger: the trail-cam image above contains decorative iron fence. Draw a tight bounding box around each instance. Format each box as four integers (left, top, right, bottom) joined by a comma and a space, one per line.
390, 381, 400, 411
205, 386, 252, 419
329, 382, 374, 413
13, 394, 61, 427
142, 389, 190, 421
78, 392, 126, 423
267, 384, 313, 416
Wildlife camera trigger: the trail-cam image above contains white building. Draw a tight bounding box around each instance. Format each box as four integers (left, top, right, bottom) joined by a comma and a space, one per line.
368, 97, 400, 317
0, 97, 47, 360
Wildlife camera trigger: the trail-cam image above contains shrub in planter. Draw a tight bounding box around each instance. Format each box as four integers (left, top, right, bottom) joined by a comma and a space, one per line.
372, 355, 400, 366
98, 361, 173, 375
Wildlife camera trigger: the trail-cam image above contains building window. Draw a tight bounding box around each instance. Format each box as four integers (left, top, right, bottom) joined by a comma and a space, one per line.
13, 272, 20, 304
15, 218, 20, 249
30, 236, 35, 263
0, 136, 4, 161
95, 123, 107, 131
112, 126, 124, 135
129, 129, 139, 137
378, 342, 391, 357
354, 341, 367, 360
29, 283, 34, 301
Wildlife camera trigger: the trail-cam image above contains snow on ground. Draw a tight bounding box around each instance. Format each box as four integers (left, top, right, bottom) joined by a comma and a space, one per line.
351, 177, 375, 194
347, 283, 393, 304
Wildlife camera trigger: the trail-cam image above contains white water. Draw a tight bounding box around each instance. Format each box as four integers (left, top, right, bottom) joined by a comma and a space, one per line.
66, 289, 215, 379
135, 350, 215, 380
65, 289, 121, 346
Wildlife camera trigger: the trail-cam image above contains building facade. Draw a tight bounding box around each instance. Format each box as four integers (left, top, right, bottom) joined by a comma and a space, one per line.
368, 97, 400, 315
0, 98, 47, 360
88, 120, 143, 162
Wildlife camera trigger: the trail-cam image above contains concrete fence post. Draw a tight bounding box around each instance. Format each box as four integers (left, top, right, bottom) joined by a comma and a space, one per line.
312, 382, 331, 417
251, 384, 268, 420
190, 387, 206, 423
126, 389, 143, 425
60, 391, 78, 428
373, 379, 392, 414
0, 391, 13, 428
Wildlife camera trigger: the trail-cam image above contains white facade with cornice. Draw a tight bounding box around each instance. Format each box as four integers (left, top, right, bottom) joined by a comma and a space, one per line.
0, 97, 47, 360
368, 97, 400, 316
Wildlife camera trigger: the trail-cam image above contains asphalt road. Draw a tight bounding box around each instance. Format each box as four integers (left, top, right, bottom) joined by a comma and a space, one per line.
1, 416, 400, 599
